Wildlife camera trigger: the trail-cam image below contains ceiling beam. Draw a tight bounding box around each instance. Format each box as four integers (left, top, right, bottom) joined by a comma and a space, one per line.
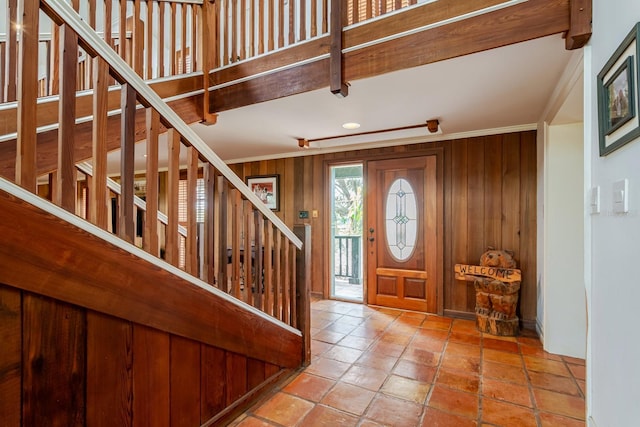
329, 0, 348, 97
0, 73, 203, 137
565, 0, 592, 50
0, 94, 203, 179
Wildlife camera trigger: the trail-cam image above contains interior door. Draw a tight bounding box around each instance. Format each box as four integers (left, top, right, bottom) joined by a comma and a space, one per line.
366, 156, 438, 312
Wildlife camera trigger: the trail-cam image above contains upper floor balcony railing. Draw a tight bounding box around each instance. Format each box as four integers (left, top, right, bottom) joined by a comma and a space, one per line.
1, 0, 203, 101
1, 0, 432, 103
215, 0, 429, 67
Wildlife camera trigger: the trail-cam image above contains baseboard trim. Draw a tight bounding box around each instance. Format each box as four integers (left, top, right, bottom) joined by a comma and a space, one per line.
201, 368, 295, 427
535, 318, 544, 341
443, 310, 476, 320
521, 318, 537, 331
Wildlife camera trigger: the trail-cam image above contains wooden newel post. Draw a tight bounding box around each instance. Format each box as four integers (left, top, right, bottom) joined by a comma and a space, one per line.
294, 224, 311, 366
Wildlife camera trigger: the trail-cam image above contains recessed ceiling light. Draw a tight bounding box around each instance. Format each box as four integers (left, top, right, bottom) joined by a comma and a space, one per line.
342, 122, 361, 130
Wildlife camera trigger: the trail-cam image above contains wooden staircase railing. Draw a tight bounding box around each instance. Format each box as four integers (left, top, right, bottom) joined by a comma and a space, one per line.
0, 182, 308, 426
31, 0, 301, 318
11, 0, 306, 329
2, 0, 311, 423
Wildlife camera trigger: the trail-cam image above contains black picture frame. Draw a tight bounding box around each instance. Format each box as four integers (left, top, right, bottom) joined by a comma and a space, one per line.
246, 174, 280, 211
603, 57, 635, 135
598, 22, 640, 156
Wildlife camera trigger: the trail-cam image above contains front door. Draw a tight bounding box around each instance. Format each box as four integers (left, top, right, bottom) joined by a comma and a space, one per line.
366, 156, 439, 312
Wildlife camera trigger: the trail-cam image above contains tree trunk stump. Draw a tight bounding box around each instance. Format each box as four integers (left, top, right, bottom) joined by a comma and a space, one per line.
474, 278, 521, 336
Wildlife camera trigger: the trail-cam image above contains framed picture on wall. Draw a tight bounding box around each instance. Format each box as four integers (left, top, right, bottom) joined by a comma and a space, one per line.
246, 175, 280, 211
597, 22, 640, 156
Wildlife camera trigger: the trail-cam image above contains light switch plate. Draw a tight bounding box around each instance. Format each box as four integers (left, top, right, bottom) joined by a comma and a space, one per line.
590, 186, 600, 214
613, 179, 629, 214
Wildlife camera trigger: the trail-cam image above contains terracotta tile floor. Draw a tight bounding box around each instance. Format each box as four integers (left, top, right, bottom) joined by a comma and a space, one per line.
230, 299, 586, 426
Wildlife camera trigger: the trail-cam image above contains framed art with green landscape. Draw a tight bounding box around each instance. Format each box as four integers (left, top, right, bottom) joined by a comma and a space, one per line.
597, 22, 640, 156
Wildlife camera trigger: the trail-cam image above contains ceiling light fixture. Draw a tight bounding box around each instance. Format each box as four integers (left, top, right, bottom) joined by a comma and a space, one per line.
296, 119, 441, 148
342, 122, 361, 130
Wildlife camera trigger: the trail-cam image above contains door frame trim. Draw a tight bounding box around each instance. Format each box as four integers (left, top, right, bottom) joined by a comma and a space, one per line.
323, 149, 444, 313
364, 151, 444, 314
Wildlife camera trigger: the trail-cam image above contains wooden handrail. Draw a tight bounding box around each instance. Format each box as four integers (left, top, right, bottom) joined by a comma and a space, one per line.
0, 177, 301, 348
40, 0, 302, 249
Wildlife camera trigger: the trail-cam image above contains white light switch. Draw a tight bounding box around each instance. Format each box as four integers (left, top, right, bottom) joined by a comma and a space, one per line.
612, 179, 629, 214
590, 186, 600, 214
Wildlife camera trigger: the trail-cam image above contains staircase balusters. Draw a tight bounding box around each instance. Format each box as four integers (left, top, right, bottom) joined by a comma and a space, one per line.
264, 220, 274, 316
4, 0, 309, 338
277, 0, 285, 49
217, 178, 229, 289
282, 236, 290, 324
240, 0, 246, 60
145, 0, 153, 80
290, 238, 297, 328
287, 0, 295, 44
253, 209, 263, 310
57, 19, 80, 212
4, 0, 17, 103
15, 0, 39, 192
310, 0, 317, 38
143, 108, 160, 255
119, 83, 136, 242
202, 163, 216, 285
90, 28, 110, 229
242, 199, 253, 305
273, 228, 282, 321
180, 3, 188, 73
165, 128, 180, 266
231, 189, 243, 298
185, 145, 199, 276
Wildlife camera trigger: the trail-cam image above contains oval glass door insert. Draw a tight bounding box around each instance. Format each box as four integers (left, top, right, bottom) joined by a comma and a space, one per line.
385, 178, 418, 261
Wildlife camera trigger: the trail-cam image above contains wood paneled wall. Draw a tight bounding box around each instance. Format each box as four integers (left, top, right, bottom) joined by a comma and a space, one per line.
0, 283, 285, 427
229, 130, 537, 326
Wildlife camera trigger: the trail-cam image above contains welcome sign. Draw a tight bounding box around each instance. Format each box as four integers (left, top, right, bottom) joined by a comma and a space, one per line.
454, 264, 521, 283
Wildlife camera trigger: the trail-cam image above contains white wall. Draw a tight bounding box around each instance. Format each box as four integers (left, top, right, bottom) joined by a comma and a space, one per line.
536, 126, 546, 339
543, 123, 586, 358
536, 50, 586, 353
587, 1, 640, 425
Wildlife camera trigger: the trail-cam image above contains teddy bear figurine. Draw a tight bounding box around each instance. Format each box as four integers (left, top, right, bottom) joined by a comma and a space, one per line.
474, 247, 521, 336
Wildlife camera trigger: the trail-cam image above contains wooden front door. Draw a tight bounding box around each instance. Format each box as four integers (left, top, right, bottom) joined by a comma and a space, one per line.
366, 156, 439, 312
